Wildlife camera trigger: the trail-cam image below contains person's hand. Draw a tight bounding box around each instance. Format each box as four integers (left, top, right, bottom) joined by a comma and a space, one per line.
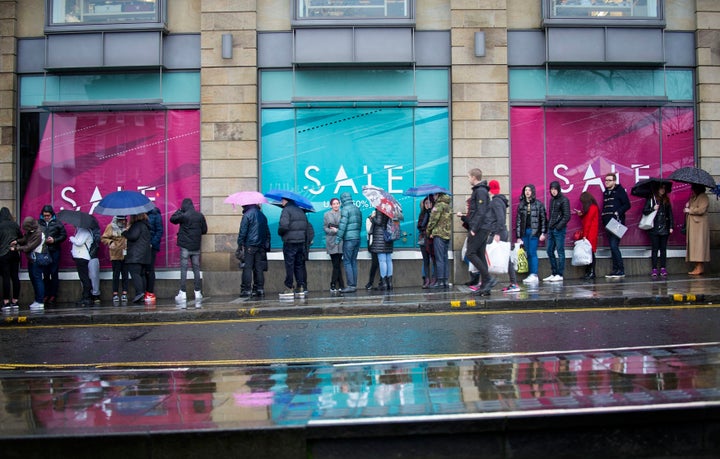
493, 234, 500, 242
47, 236, 54, 244
516, 238, 523, 245
539, 234, 546, 242
653, 204, 659, 210
470, 230, 475, 236
684, 206, 690, 214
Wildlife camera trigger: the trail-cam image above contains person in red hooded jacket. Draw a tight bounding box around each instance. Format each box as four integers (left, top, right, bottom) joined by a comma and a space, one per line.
574, 191, 599, 280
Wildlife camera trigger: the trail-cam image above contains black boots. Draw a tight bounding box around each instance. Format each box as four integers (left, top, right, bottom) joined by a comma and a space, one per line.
464, 272, 480, 286
379, 276, 394, 291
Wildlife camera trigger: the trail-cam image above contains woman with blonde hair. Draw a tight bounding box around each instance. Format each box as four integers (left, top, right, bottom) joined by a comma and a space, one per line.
685, 183, 710, 275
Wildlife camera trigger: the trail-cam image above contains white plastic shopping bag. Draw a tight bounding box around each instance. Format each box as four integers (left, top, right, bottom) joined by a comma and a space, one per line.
571, 238, 593, 266
485, 240, 511, 274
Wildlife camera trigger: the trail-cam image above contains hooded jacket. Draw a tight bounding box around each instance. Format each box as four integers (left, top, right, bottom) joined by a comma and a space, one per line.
547, 181, 571, 231
426, 193, 452, 240
122, 218, 152, 265
0, 207, 22, 258
237, 204, 271, 249
515, 184, 547, 239
101, 217, 128, 261
147, 206, 163, 251
170, 198, 207, 251
278, 201, 313, 245
487, 193, 510, 241
335, 192, 362, 243
38, 205, 67, 253
16, 217, 43, 261
368, 211, 393, 254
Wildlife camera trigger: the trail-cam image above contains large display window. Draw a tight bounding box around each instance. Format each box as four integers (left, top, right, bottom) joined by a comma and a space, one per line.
48, 0, 162, 27
19, 110, 200, 268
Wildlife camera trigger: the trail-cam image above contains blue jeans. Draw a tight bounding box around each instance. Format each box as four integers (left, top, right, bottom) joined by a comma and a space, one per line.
378, 253, 393, 278
522, 228, 540, 275
41, 250, 61, 298
28, 261, 44, 303
342, 239, 360, 287
179, 247, 202, 292
546, 228, 567, 276
433, 237, 449, 280
606, 230, 624, 273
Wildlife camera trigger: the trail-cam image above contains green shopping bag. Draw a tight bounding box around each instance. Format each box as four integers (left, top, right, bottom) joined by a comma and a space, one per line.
516, 246, 528, 274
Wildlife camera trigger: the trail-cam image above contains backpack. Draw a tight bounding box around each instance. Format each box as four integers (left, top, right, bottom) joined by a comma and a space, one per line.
383, 218, 401, 242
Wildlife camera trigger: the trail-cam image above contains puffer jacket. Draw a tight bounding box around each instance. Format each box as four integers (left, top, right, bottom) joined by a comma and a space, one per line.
147, 206, 163, 251
122, 219, 152, 265
170, 198, 207, 251
237, 205, 270, 249
487, 194, 510, 241
0, 207, 21, 257
547, 185, 571, 231
38, 206, 67, 253
426, 193, 452, 240
16, 217, 43, 262
515, 184, 547, 238
278, 202, 311, 244
368, 211, 393, 254
335, 192, 363, 242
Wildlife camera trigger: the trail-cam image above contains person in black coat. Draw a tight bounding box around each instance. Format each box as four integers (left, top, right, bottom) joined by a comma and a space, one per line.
278, 198, 314, 297
601, 172, 631, 278
38, 205, 67, 306
122, 213, 152, 304
170, 198, 207, 301
237, 204, 271, 297
545, 181, 571, 282
144, 206, 163, 303
368, 210, 394, 290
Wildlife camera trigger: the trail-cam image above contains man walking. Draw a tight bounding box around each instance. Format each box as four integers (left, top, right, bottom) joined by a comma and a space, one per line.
278, 197, 314, 298
601, 172, 631, 278
171, 198, 208, 301
461, 168, 496, 295
38, 205, 67, 306
237, 204, 271, 298
335, 192, 362, 293
544, 181, 571, 282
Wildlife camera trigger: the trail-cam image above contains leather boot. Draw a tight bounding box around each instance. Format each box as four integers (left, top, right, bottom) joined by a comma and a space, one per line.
386, 276, 393, 291
422, 277, 430, 289
465, 272, 480, 286
379, 277, 387, 290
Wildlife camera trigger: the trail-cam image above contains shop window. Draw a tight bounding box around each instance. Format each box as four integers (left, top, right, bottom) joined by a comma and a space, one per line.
48, 0, 162, 28
295, 0, 412, 21
544, 0, 663, 24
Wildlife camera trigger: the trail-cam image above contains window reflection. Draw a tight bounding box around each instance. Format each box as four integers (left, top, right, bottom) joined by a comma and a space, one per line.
50, 0, 160, 26
551, 0, 659, 19
296, 0, 410, 20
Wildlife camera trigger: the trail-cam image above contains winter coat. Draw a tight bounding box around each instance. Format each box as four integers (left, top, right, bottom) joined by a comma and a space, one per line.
601, 184, 631, 225
38, 206, 67, 253
279, 202, 313, 245
426, 193, 452, 240
643, 196, 673, 237
515, 184, 547, 238
16, 217, 43, 262
487, 194, 510, 241
147, 206, 163, 251
686, 191, 710, 262
170, 198, 207, 251
368, 211, 393, 254
467, 181, 491, 234
323, 209, 343, 255
548, 188, 571, 231
122, 220, 152, 265
101, 218, 127, 261
237, 205, 270, 249
580, 203, 600, 253
335, 192, 363, 243
70, 227, 92, 261
0, 207, 21, 258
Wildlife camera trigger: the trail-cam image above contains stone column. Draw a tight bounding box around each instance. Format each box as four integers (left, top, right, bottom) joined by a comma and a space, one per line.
200, 0, 258, 275
0, 0, 16, 211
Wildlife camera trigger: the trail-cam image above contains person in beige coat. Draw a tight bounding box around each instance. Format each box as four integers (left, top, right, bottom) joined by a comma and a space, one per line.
684, 184, 710, 275
101, 216, 129, 303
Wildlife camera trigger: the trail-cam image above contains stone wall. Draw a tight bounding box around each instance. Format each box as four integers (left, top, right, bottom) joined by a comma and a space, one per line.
0, 0, 15, 213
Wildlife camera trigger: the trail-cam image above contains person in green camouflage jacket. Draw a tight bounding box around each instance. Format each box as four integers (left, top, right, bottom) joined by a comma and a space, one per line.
426, 192, 452, 288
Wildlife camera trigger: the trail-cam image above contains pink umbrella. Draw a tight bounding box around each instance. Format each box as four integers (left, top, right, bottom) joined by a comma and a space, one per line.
224, 191, 268, 209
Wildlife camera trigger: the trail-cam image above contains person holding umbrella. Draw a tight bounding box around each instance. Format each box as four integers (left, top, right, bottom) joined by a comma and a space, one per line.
277, 197, 314, 298
642, 182, 674, 278
685, 183, 710, 275
426, 192, 452, 289
69, 223, 95, 307
101, 216, 129, 304
237, 203, 271, 298
38, 205, 67, 306
0, 208, 22, 312
368, 209, 395, 290
122, 213, 152, 304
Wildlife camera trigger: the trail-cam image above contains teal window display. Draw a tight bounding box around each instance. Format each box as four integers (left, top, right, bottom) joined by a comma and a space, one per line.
261, 107, 449, 250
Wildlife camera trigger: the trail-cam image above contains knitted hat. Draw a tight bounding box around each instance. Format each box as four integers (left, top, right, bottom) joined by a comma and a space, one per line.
488, 180, 501, 195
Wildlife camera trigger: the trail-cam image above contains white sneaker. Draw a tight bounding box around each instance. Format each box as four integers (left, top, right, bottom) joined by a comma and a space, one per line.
194, 290, 203, 300
554, 275, 564, 282
175, 290, 187, 302
29, 301, 44, 310
523, 274, 539, 284
543, 274, 556, 282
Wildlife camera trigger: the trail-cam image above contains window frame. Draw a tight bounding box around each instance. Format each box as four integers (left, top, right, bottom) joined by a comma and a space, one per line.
541, 0, 665, 27
292, 0, 415, 27
45, 0, 167, 34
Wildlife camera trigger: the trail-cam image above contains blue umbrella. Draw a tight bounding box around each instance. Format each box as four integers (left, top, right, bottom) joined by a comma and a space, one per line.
403, 184, 452, 197
95, 190, 156, 216
264, 189, 315, 211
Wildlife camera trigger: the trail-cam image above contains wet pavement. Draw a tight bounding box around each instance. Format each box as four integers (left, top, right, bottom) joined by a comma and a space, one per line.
2, 275, 720, 458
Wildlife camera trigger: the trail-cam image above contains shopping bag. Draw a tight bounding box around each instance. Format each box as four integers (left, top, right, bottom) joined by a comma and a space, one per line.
509, 244, 519, 271
516, 246, 528, 273
571, 238, 593, 266
605, 217, 628, 238
485, 240, 510, 274
638, 210, 657, 230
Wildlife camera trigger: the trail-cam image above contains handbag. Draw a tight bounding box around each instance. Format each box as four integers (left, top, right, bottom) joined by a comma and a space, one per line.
485, 240, 510, 274
605, 217, 628, 238
638, 210, 657, 230
31, 246, 52, 267
572, 230, 584, 241
516, 246, 528, 274
571, 238, 593, 266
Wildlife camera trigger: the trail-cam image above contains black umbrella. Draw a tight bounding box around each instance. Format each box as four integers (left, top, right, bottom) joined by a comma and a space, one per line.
630, 177, 673, 198
56, 209, 99, 230
669, 167, 716, 189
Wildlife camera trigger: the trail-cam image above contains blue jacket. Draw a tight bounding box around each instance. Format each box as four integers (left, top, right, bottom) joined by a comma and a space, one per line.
237, 205, 270, 249
147, 206, 163, 251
